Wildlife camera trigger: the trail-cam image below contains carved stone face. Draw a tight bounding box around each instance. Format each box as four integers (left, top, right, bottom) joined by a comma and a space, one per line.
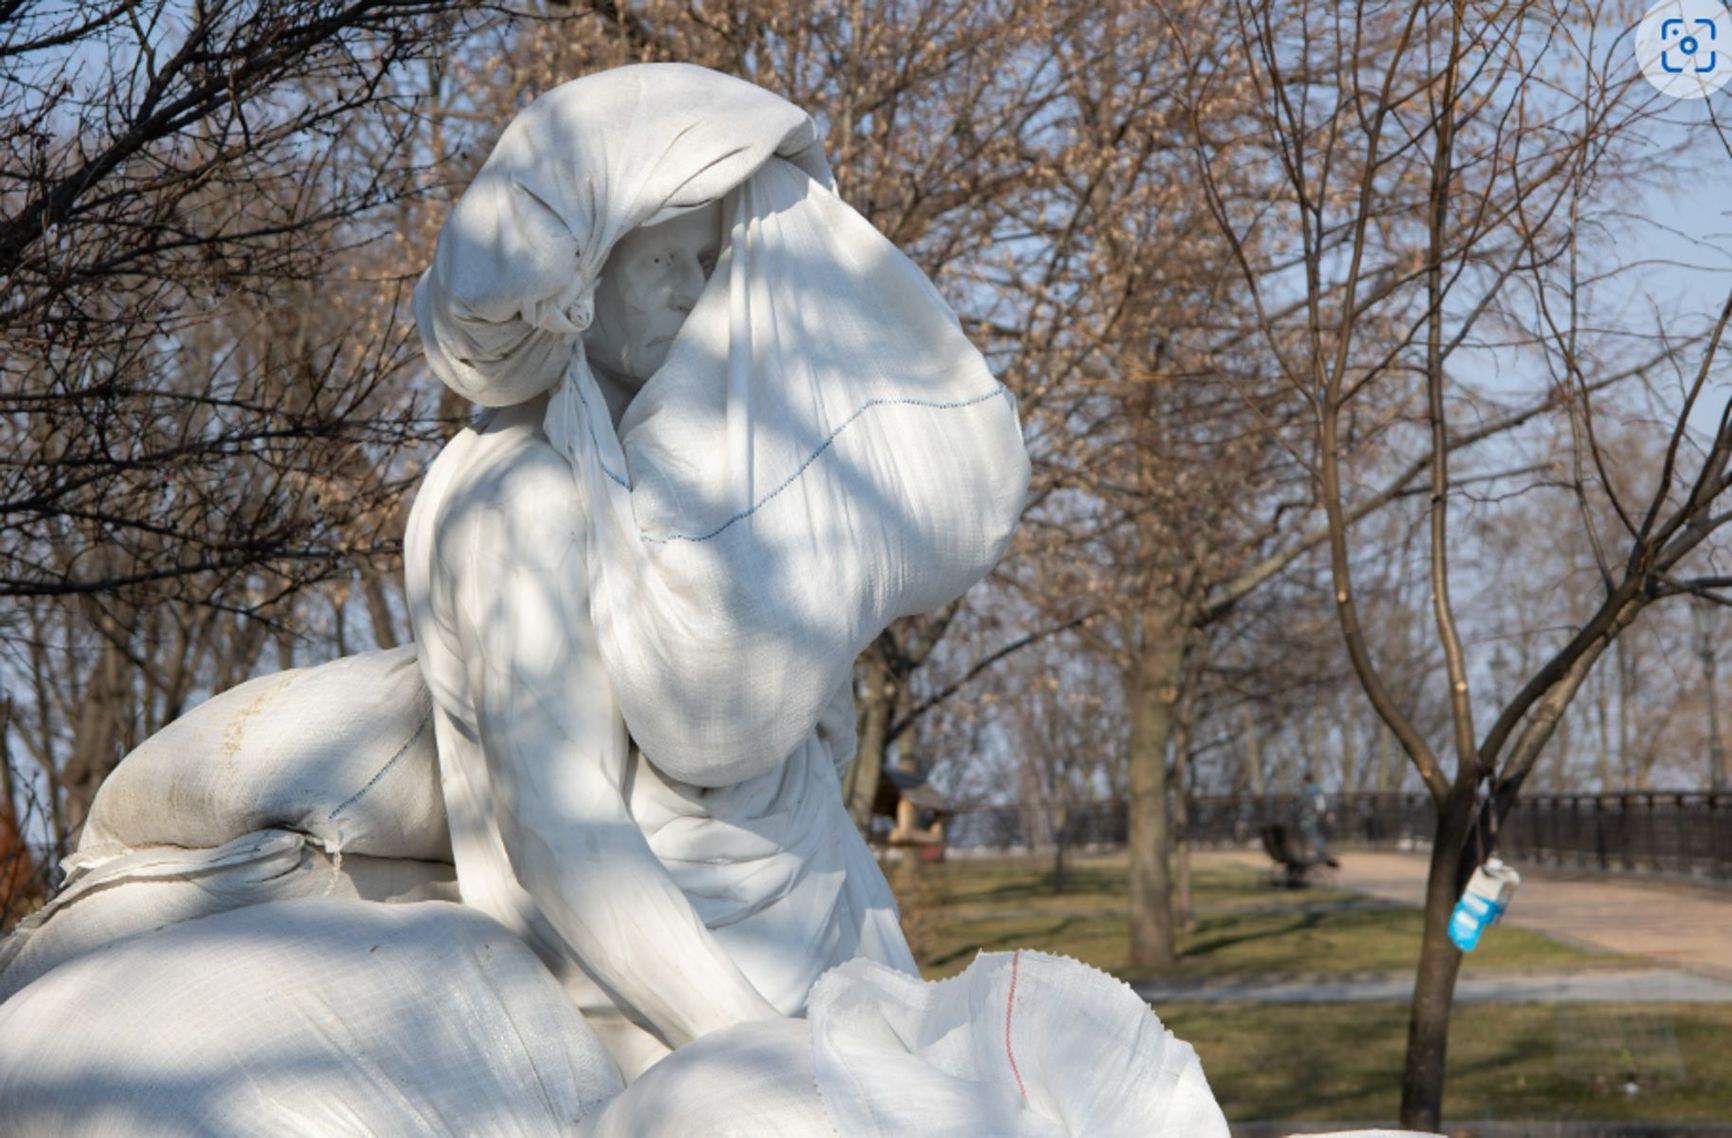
585, 201, 723, 384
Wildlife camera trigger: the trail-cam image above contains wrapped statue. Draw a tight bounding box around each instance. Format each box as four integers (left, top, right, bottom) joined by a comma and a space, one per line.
0, 64, 1228, 1137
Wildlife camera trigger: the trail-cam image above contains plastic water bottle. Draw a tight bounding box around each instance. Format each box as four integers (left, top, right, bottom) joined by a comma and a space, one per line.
1448, 857, 1521, 952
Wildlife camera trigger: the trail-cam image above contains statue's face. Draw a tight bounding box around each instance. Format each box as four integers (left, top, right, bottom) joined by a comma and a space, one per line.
586, 202, 723, 383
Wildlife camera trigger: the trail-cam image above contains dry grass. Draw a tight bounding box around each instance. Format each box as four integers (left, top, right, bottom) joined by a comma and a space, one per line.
886, 851, 1732, 1122
908, 852, 1608, 981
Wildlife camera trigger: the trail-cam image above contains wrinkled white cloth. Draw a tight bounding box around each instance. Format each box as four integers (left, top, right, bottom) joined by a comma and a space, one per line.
810, 951, 1229, 1138
76, 646, 448, 863
0, 829, 454, 1003
576, 950, 1231, 1138
0, 898, 623, 1136
406, 63, 1027, 1076
407, 405, 914, 1077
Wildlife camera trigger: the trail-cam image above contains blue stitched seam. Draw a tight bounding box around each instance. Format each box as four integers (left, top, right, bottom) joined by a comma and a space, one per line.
328, 712, 434, 822
582, 384, 1012, 544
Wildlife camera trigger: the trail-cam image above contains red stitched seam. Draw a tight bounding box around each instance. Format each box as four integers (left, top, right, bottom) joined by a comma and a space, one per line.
1005, 949, 1028, 1100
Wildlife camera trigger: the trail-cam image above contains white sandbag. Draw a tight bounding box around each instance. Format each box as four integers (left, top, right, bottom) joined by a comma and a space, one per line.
809, 950, 1230, 1137
584, 950, 1230, 1137
79, 646, 449, 862
575, 1018, 829, 1138
0, 829, 455, 1003
0, 897, 622, 1137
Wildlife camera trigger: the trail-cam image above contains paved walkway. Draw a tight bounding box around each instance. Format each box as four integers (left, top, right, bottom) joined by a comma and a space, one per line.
1134, 966, 1732, 1005
1166, 849, 1732, 1003
1323, 850, 1732, 981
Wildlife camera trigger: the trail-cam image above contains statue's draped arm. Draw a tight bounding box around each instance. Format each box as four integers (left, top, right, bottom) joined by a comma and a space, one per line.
445, 442, 780, 1047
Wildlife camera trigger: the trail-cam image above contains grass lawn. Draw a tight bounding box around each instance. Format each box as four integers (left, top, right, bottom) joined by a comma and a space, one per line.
887, 852, 1732, 1122
1165, 1001, 1732, 1124
903, 852, 1607, 982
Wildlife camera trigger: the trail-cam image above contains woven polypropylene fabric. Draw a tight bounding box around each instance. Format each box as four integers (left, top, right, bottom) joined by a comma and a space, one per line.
0, 829, 455, 1002
808, 951, 1231, 1137
78, 646, 448, 862
0, 897, 621, 1136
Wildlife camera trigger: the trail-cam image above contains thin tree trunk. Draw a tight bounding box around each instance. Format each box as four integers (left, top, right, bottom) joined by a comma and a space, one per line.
1051, 796, 1070, 893
1400, 784, 1475, 1129
1594, 662, 1613, 791
1127, 612, 1185, 971
1618, 639, 1636, 790
362, 566, 400, 650
1707, 640, 1727, 791
845, 650, 893, 829
62, 632, 132, 836
1171, 685, 1195, 935
1340, 709, 1360, 791
1242, 699, 1266, 796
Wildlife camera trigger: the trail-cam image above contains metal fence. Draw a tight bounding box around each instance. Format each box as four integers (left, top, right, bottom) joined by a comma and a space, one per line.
949, 791, 1732, 881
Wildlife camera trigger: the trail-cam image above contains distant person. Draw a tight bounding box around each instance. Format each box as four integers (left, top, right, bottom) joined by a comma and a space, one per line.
1299, 771, 1332, 863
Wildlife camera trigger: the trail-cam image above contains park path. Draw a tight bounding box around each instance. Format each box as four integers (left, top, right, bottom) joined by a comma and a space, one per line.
1201, 849, 1732, 982
1134, 966, 1732, 1006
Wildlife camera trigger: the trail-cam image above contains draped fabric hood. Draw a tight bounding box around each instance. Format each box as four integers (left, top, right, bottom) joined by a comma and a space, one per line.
414, 63, 827, 408
413, 63, 1029, 788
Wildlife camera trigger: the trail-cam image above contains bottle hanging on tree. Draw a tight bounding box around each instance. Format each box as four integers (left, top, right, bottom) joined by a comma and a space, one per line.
1448, 857, 1521, 952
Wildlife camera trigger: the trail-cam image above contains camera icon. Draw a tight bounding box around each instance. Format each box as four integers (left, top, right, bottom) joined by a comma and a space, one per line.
1660, 16, 1719, 73
1638, 0, 1732, 98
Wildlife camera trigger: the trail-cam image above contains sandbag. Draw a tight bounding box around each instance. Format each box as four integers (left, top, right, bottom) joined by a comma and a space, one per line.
0, 829, 456, 1003
584, 950, 1230, 1137
575, 1018, 829, 1138
809, 950, 1230, 1137
0, 898, 622, 1137
79, 646, 449, 862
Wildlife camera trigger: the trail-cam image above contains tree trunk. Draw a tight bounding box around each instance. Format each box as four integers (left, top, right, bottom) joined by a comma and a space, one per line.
1340, 711, 1360, 791
1399, 785, 1475, 1129
1051, 799, 1071, 894
1594, 662, 1613, 792
1708, 644, 1728, 790
61, 632, 133, 836
845, 650, 893, 830
0, 697, 42, 922
1241, 699, 1266, 796
1171, 690, 1195, 935
1127, 614, 1185, 972
362, 566, 400, 650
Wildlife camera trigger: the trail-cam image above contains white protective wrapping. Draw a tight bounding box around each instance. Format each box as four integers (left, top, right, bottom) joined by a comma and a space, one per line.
810, 951, 1230, 1138
406, 62, 1028, 1072
0, 898, 623, 1136
77, 646, 448, 863
412, 61, 1028, 783
577, 950, 1230, 1137
0, 830, 455, 1003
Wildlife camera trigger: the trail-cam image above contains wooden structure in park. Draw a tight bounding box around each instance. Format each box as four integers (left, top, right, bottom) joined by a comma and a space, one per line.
872, 766, 952, 860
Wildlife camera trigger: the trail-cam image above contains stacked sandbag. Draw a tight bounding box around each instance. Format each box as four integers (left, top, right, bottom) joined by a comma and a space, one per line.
578, 949, 1229, 1136
809, 950, 1230, 1137
0, 830, 454, 1003
77, 645, 448, 861
0, 898, 622, 1136
1, 647, 455, 1002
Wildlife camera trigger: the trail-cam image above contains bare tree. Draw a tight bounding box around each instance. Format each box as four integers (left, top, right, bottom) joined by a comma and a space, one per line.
0, 0, 479, 886
1183, 0, 1732, 1124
